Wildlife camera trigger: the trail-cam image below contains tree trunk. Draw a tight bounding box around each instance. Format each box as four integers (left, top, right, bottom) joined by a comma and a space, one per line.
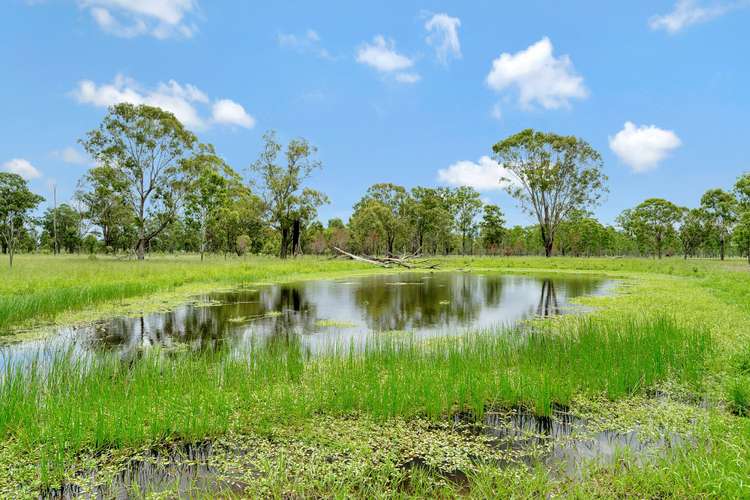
543, 237, 553, 258
136, 238, 146, 260
720, 236, 726, 261
291, 219, 301, 256
279, 226, 289, 259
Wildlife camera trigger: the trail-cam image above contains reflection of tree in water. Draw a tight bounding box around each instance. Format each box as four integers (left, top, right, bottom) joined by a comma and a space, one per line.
534, 277, 604, 317
536, 279, 559, 317
254, 284, 318, 351
82, 274, 608, 358
90, 306, 231, 357
352, 274, 506, 331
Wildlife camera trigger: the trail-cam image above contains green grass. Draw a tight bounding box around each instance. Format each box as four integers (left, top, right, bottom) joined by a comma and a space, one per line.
0, 315, 708, 484
0, 254, 372, 333
2, 254, 750, 496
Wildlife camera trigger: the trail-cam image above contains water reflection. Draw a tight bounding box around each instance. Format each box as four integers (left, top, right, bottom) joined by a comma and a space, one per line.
3, 273, 615, 365
537, 280, 559, 317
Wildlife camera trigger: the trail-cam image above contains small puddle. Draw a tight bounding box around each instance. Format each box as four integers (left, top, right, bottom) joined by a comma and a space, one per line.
45, 407, 683, 498
44, 442, 250, 499
472, 408, 684, 477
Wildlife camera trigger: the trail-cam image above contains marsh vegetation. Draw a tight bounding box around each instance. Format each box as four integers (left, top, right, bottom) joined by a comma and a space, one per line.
0, 255, 749, 497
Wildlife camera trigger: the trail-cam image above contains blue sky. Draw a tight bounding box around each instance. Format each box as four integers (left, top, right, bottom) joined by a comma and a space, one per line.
2, 0, 749, 226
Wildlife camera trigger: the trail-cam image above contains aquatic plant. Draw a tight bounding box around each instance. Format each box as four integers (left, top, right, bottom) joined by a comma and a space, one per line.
0, 315, 708, 481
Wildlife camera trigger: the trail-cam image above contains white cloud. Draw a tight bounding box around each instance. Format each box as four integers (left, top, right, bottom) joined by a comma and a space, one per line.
394, 72, 421, 84
608, 122, 682, 172
211, 99, 255, 128
53, 147, 90, 165
72, 75, 254, 130
278, 29, 333, 60
424, 13, 461, 65
78, 0, 199, 38
2, 158, 42, 180
357, 35, 414, 72
486, 37, 588, 110
438, 156, 517, 191
649, 0, 747, 33
491, 102, 502, 120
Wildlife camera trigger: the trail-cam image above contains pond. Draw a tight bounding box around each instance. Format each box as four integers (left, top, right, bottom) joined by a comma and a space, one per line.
5, 272, 615, 366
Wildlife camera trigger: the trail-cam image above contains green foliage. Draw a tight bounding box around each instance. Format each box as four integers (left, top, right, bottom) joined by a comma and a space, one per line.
479, 204, 505, 254
618, 198, 682, 258
452, 186, 483, 254
80, 103, 199, 259
701, 188, 738, 260
492, 129, 607, 256
250, 131, 329, 258
0, 315, 708, 480
0, 172, 44, 267
40, 203, 84, 253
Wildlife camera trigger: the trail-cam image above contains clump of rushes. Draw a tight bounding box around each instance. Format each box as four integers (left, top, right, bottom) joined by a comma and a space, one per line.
0, 315, 708, 483
728, 377, 750, 417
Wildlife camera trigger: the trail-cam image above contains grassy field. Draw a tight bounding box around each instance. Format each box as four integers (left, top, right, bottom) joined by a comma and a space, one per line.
1, 254, 750, 497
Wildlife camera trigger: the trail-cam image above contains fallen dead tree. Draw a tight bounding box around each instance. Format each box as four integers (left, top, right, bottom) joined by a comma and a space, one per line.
333, 247, 439, 269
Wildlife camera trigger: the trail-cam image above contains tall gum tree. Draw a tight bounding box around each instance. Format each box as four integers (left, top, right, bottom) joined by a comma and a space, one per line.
250, 131, 328, 258
80, 103, 198, 260
0, 172, 44, 268
492, 129, 607, 257
618, 198, 682, 258
701, 188, 737, 261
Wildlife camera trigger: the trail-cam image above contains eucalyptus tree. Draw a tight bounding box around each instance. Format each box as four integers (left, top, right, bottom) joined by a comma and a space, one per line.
41, 204, 83, 253
80, 103, 199, 259
618, 198, 681, 258
735, 173, 750, 208
75, 165, 133, 251
213, 187, 265, 257
492, 129, 607, 257
701, 188, 737, 260
351, 183, 409, 256
183, 146, 242, 261
0, 172, 44, 267
453, 186, 483, 254
735, 173, 750, 264
733, 211, 750, 264
250, 131, 328, 258
556, 210, 607, 257
480, 204, 506, 254
409, 187, 452, 254
678, 208, 708, 259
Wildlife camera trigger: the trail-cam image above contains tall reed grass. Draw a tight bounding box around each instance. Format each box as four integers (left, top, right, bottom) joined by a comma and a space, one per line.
0, 315, 708, 481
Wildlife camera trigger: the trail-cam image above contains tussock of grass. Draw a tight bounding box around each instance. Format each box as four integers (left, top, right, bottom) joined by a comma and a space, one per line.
0, 315, 708, 482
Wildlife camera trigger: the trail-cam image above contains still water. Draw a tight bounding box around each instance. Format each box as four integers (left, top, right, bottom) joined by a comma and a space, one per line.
4, 272, 615, 366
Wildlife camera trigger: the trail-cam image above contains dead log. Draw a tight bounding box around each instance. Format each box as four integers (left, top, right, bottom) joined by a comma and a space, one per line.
333, 247, 391, 267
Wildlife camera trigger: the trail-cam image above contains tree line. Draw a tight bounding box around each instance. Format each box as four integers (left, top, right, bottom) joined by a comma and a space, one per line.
1, 104, 749, 267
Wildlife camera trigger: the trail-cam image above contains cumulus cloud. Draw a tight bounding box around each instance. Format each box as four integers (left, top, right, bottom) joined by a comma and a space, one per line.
649, 0, 747, 33
52, 147, 90, 165
72, 75, 255, 130
424, 13, 461, 65
356, 35, 419, 83
278, 29, 333, 60
486, 37, 588, 110
609, 122, 682, 172
78, 0, 199, 39
2, 158, 42, 180
211, 99, 255, 128
437, 156, 517, 191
